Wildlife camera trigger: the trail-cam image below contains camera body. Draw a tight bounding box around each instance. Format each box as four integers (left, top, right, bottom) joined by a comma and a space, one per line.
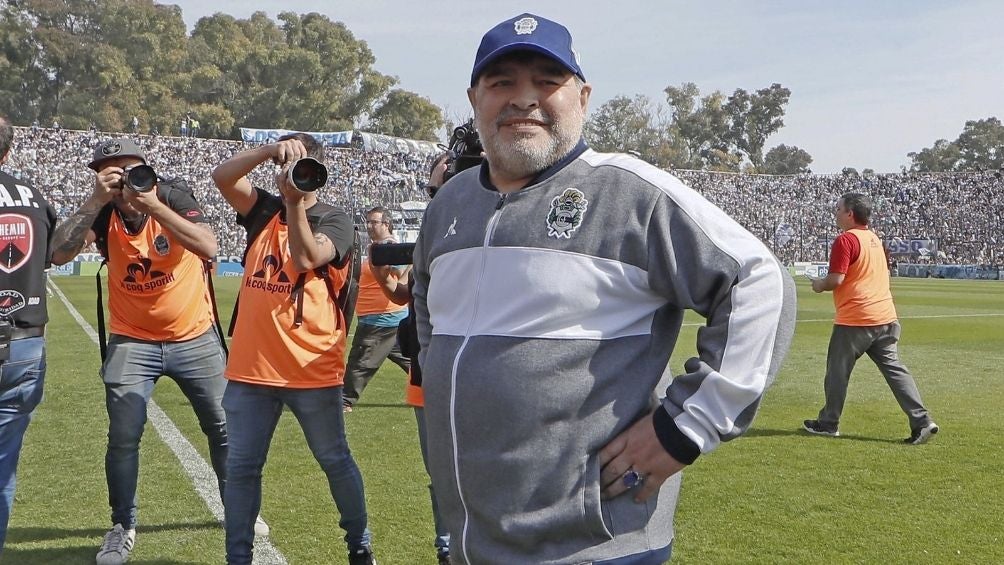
122, 164, 158, 193
443, 119, 484, 184
370, 242, 415, 267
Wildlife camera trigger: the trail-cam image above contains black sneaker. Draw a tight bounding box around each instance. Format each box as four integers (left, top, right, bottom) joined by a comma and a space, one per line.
348, 546, 376, 565
802, 419, 839, 437
437, 550, 452, 565
904, 422, 939, 445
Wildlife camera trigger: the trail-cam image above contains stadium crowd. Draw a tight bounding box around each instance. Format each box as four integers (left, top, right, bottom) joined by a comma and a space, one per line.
5, 126, 1001, 266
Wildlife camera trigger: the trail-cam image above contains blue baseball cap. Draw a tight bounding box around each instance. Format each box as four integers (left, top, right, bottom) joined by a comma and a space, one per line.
471, 13, 585, 86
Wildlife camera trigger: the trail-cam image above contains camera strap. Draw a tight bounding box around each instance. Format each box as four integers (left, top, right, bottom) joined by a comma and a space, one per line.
288, 228, 360, 329
95, 260, 109, 362
203, 260, 229, 358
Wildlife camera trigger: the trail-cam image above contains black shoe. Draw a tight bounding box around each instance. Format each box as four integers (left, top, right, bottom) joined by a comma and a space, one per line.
904, 422, 939, 445
437, 550, 452, 565
802, 419, 840, 437
348, 545, 376, 565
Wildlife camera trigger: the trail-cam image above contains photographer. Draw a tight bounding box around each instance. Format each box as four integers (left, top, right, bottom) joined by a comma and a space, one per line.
50, 138, 229, 565
341, 206, 411, 412
211, 134, 376, 565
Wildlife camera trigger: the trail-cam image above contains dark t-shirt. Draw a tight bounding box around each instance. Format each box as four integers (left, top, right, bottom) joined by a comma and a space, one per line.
0, 170, 57, 328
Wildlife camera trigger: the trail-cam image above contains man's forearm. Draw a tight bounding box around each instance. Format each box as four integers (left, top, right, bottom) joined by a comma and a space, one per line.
212, 146, 271, 189
151, 206, 218, 259
285, 203, 334, 271
50, 197, 104, 265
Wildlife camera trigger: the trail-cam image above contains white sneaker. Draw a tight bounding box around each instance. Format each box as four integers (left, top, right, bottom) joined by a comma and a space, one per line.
905, 421, 939, 445
254, 515, 271, 537
96, 523, 135, 565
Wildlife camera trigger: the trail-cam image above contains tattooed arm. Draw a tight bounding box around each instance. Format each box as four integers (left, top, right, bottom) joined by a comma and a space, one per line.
50, 199, 103, 265
51, 169, 119, 265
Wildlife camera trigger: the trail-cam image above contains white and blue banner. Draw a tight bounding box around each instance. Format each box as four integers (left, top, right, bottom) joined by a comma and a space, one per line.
358, 131, 441, 156
240, 128, 353, 147
886, 238, 938, 257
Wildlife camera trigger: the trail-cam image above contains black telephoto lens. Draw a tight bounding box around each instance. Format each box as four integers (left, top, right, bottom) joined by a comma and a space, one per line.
124, 164, 158, 192
288, 158, 328, 192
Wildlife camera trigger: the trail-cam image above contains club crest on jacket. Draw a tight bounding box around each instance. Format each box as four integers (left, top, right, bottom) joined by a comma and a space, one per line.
546, 188, 588, 239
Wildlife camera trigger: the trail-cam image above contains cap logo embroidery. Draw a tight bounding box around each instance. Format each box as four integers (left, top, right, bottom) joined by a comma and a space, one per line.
101, 142, 121, 156
514, 17, 537, 35
547, 188, 588, 239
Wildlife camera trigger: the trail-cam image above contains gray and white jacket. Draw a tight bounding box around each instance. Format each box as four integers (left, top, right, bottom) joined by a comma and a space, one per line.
413, 148, 796, 564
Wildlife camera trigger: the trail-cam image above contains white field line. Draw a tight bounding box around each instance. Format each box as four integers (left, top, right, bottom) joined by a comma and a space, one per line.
49, 279, 287, 565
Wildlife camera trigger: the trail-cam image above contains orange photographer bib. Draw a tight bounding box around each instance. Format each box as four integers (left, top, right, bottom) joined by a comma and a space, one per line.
225, 214, 349, 388
833, 229, 897, 326
355, 258, 408, 317
105, 212, 213, 341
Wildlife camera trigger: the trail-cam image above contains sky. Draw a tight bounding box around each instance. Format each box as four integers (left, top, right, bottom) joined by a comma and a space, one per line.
169, 0, 1003, 173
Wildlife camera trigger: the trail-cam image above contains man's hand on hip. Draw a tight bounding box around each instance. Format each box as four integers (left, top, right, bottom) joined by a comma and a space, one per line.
599, 411, 686, 503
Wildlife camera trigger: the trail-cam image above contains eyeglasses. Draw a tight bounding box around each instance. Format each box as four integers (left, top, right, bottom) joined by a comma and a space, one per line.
365, 220, 387, 225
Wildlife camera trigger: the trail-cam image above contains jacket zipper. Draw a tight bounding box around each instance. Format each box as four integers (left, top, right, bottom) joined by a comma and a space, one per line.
449, 192, 508, 563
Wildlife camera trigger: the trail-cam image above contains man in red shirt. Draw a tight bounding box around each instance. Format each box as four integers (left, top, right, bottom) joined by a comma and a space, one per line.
803, 192, 938, 445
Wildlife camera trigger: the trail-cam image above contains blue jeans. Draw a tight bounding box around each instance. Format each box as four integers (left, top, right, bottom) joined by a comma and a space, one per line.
102, 330, 228, 529
0, 337, 45, 552
414, 407, 450, 554
222, 381, 370, 565
595, 543, 673, 565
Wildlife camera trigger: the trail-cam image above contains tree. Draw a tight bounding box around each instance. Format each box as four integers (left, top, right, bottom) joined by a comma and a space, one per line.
761, 144, 813, 174
663, 83, 735, 171
955, 117, 1004, 171
584, 95, 661, 155
841, 167, 859, 176
908, 117, 1003, 172
907, 138, 962, 172
188, 11, 401, 135
366, 89, 444, 140
723, 83, 791, 168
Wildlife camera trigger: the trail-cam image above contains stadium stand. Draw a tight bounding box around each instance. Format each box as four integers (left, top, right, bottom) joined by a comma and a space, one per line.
6, 127, 1002, 266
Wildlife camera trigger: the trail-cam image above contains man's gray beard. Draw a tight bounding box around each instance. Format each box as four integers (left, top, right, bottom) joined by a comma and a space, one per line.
480, 111, 584, 181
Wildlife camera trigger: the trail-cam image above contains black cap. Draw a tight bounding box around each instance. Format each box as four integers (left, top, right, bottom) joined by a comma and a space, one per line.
88, 138, 147, 171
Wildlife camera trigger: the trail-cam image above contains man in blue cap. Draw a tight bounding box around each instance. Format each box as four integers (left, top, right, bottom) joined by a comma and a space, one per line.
413, 13, 796, 565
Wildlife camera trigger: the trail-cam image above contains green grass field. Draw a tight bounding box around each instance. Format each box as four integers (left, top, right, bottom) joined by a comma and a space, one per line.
5, 277, 1003, 564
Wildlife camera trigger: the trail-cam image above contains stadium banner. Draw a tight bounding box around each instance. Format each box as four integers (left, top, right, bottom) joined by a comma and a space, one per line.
216, 262, 245, 277
897, 263, 1000, 280
240, 128, 353, 147
886, 238, 937, 257
49, 262, 78, 276
791, 262, 829, 278
358, 131, 440, 156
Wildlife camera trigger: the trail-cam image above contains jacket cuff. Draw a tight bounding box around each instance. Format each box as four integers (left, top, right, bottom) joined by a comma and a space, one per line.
652, 408, 701, 465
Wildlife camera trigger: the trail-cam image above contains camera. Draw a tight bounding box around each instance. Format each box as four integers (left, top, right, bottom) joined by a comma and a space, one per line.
443, 119, 484, 183
370, 242, 415, 267
287, 157, 328, 192
122, 164, 158, 192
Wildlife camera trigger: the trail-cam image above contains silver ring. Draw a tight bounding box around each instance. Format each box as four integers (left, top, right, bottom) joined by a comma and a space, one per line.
622, 468, 644, 488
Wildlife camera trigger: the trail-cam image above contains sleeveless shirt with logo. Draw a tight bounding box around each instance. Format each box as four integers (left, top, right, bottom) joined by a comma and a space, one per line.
97, 203, 214, 341
225, 190, 353, 388
833, 228, 897, 326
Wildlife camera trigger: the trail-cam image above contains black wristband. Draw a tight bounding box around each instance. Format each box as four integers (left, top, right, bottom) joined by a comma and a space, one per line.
652, 407, 701, 465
